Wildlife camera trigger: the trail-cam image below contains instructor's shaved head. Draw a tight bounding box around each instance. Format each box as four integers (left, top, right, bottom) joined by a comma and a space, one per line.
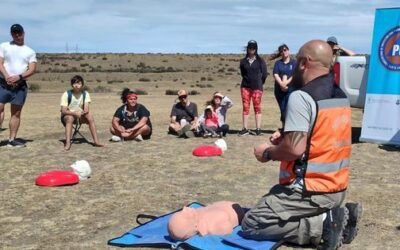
298, 40, 333, 68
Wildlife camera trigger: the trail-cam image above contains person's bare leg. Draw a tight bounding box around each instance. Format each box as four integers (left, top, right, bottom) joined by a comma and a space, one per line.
0, 108, 4, 129
63, 115, 74, 151
0, 103, 5, 130
83, 113, 104, 147
9, 104, 23, 141
124, 125, 151, 141
255, 113, 262, 129
169, 123, 181, 134
242, 114, 249, 129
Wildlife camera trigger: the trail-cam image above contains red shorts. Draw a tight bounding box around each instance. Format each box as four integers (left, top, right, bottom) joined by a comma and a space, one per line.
241, 87, 263, 115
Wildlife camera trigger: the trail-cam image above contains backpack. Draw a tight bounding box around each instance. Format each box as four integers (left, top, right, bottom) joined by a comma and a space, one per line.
67, 90, 87, 109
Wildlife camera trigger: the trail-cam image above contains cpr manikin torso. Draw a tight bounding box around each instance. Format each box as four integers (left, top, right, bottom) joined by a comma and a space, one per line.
167, 201, 243, 240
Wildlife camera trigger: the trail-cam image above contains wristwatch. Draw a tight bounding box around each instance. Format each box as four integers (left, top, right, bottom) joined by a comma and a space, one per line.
263, 149, 273, 161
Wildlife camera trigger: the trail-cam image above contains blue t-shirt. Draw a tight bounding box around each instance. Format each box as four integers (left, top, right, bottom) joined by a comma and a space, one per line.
273, 58, 297, 83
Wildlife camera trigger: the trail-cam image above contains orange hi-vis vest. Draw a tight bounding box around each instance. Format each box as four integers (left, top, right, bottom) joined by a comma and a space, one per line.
280, 74, 352, 194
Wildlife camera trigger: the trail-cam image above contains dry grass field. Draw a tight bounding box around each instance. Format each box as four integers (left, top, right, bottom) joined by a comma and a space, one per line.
0, 54, 399, 250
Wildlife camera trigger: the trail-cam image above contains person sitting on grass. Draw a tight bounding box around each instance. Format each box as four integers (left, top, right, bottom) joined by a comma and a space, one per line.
199, 105, 220, 138
60, 75, 104, 151
110, 88, 152, 142
168, 89, 199, 138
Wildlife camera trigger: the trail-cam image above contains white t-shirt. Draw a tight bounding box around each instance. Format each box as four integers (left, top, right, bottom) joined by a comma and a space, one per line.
0, 42, 37, 76
60, 91, 91, 112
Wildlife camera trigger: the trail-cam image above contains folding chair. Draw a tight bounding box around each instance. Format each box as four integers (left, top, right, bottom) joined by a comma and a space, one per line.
71, 118, 87, 143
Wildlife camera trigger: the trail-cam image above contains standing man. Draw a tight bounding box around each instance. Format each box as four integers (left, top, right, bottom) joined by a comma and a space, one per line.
168, 89, 199, 138
242, 40, 362, 249
0, 24, 37, 147
326, 36, 355, 64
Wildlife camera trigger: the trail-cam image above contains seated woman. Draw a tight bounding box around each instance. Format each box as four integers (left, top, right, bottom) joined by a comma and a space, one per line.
60, 75, 103, 151
110, 88, 152, 141
199, 92, 233, 137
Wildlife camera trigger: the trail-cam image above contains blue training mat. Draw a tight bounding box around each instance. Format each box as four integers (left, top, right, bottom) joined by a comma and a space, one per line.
108, 202, 282, 250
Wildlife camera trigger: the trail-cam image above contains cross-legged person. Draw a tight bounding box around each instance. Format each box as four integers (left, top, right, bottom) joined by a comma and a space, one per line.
110, 88, 152, 142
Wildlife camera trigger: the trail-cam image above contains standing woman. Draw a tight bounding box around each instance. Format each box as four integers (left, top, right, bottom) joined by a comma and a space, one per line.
270, 44, 297, 122
239, 40, 267, 136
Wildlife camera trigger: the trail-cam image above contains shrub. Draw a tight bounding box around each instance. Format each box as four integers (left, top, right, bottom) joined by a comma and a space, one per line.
200, 77, 206, 81
188, 90, 200, 95
93, 85, 112, 93
227, 67, 236, 72
165, 89, 178, 95
138, 78, 151, 82
28, 83, 40, 92
134, 89, 148, 95
207, 77, 213, 81
102, 57, 107, 60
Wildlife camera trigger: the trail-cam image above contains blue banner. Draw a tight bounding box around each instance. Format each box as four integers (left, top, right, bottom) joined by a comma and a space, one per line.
361, 8, 400, 145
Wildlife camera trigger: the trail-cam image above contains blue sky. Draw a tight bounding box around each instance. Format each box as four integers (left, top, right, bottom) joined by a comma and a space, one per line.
0, 0, 398, 54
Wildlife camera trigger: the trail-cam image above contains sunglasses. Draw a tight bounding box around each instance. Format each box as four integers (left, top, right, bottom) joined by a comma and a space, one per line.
179, 95, 187, 100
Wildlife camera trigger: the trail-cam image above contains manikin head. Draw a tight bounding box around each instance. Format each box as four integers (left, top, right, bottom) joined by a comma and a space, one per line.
168, 207, 198, 241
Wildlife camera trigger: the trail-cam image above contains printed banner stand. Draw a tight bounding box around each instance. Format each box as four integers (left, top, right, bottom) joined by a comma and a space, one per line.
360, 8, 400, 145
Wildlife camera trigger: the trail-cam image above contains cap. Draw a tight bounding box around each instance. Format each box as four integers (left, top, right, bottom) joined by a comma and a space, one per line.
213, 92, 224, 99
10, 24, 24, 33
177, 89, 188, 97
205, 105, 213, 110
247, 40, 258, 49
327, 36, 338, 45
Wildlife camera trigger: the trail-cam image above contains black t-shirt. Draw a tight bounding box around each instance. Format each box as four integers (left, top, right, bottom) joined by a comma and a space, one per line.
170, 102, 198, 123
113, 104, 152, 129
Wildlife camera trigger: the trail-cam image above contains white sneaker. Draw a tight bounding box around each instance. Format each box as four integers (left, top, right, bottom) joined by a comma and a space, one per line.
134, 134, 143, 141
110, 135, 122, 142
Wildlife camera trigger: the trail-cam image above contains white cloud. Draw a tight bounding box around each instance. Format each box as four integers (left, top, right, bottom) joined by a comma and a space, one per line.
0, 0, 398, 53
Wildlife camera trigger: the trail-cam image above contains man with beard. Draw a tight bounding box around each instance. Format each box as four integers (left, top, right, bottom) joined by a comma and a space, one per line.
241, 40, 362, 250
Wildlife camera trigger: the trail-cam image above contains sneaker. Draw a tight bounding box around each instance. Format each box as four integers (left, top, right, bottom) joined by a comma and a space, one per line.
255, 128, 262, 136
178, 124, 192, 137
212, 132, 222, 138
7, 140, 26, 148
110, 135, 122, 142
203, 132, 212, 138
184, 130, 195, 138
317, 207, 348, 250
238, 128, 250, 136
134, 134, 143, 142
343, 202, 363, 244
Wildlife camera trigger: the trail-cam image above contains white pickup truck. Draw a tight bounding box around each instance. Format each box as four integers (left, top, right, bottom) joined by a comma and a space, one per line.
333, 56, 369, 108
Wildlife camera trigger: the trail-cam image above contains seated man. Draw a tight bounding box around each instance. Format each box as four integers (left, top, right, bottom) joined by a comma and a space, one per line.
168, 89, 199, 138
60, 75, 104, 151
110, 88, 152, 142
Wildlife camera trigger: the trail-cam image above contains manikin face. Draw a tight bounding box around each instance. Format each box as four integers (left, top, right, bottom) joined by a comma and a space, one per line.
168, 207, 198, 240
